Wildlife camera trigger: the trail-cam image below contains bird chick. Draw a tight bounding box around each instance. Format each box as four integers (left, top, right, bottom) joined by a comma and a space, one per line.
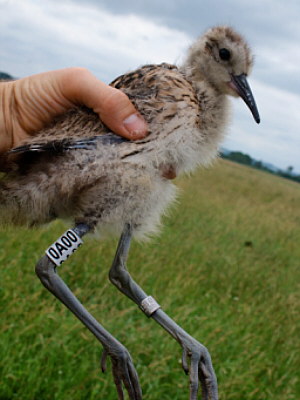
1, 26, 260, 400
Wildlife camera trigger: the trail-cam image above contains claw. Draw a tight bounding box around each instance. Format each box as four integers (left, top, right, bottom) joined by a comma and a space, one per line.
100, 349, 108, 373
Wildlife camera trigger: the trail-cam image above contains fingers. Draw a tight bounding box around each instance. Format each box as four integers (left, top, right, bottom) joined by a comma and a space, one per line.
57, 67, 148, 140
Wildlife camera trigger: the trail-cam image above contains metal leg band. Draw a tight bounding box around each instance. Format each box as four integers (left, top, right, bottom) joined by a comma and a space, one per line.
140, 296, 161, 317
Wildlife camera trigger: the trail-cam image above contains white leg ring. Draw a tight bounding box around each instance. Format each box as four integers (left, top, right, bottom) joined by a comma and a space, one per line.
140, 296, 161, 317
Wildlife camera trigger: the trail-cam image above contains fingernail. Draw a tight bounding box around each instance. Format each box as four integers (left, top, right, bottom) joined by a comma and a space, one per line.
123, 114, 147, 138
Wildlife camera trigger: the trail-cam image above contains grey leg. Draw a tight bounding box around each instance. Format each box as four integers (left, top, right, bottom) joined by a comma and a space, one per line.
35, 223, 142, 400
109, 224, 218, 400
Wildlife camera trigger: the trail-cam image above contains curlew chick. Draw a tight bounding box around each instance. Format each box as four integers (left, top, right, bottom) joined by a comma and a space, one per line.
0, 26, 260, 400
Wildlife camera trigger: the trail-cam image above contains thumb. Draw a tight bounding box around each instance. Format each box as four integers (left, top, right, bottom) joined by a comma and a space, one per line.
58, 68, 148, 139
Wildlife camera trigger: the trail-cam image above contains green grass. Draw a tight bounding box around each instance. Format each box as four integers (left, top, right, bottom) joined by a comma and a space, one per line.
0, 159, 299, 400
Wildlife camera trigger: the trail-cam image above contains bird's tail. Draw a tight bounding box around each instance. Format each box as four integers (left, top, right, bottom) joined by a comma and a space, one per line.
0, 171, 64, 227
0, 177, 47, 227
0, 179, 25, 226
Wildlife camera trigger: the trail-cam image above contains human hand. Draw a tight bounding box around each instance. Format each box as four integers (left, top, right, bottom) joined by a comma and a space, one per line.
0, 67, 147, 154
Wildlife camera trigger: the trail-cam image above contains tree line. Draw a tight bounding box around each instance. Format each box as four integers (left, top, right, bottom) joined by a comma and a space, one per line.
221, 150, 300, 183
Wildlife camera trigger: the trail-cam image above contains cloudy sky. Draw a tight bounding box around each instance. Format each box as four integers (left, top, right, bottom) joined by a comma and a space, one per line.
1, 0, 299, 172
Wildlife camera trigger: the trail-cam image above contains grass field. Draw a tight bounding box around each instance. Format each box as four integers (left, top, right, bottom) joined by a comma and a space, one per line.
0, 159, 299, 400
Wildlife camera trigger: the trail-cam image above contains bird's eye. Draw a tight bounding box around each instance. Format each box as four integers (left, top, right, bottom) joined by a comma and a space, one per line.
219, 48, 231, 61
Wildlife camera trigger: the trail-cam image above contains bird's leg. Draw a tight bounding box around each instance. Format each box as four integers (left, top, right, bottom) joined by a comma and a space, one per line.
109, 224, 218, 400
35, 223, 142, 400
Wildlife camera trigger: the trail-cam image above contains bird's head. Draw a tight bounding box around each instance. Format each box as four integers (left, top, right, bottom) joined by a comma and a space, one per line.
184, 26, 260, 123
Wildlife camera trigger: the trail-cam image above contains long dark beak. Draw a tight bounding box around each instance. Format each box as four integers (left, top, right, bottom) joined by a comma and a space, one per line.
231, 74, 260, 124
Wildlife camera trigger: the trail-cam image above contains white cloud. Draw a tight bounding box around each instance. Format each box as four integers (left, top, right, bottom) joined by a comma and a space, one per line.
0, 0, 191, 81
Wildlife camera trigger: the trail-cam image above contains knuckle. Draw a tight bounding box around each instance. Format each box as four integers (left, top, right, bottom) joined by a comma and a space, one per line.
102, 89, 133, 116
59, 67, 95, 101
67, 66, 91, 79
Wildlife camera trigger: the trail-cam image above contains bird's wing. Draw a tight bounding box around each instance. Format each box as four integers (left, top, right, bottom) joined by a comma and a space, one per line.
6, 64, 167, 156
3, 62, 192, 169
8, 137, 97, 154
8, 134, 127, 155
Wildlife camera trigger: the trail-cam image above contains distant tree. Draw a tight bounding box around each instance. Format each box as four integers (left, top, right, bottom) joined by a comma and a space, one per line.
227, 151, 253, 166
253, 160, 263, 169
221, 149, 300, 184
0, 72, 13, 80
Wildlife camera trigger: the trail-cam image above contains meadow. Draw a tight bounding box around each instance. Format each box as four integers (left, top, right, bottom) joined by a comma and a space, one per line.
0, 159, 299, 400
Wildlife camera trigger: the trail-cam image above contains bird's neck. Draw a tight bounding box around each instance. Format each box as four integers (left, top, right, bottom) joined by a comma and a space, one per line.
168, 65, 230, 174
180, 66, 229, 129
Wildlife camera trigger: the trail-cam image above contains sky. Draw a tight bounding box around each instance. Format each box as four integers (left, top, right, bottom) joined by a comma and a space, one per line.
1, 0, 299, 172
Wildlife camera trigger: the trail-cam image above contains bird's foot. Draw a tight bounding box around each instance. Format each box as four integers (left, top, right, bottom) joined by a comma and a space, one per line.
180, 335, 218, 400
100, 345, 142, 400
